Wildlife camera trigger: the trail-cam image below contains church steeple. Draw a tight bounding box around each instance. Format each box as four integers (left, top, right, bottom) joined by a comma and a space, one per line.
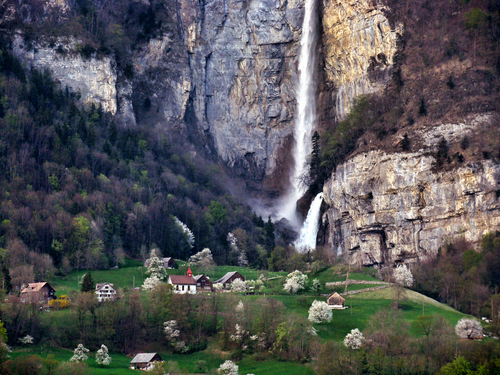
187, 266, 192, 277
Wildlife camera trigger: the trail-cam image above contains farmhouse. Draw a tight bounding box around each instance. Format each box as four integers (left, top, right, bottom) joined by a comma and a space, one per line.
167, 267, 196, 294
214, 271, 245, 289
95, 282, 116, 302
327, 292, 346, 309
130, 353, 163, 370
193, 274, 213, 291
20, 282, 55, 304
144, 257, 177, 269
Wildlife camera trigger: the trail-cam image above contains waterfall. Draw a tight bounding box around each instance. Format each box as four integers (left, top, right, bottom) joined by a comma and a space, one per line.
295, 192, 323, 252
280, 0, 318, 224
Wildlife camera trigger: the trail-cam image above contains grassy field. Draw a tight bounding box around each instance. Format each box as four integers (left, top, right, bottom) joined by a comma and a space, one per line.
11, 265, 470, 374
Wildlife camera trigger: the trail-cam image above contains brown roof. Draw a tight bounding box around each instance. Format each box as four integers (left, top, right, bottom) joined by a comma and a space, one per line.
169, 275, 196, 285
130, 353, 162, 364
327, 292, 345, 305
21, 282, 54, 294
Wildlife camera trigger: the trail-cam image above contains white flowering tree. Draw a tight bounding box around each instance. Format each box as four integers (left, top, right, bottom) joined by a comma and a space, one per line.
142, 275, 161, 291
393, 264, 413, 287
70, 344, 89, 362
455, 318, 483, 339
145, 249, 168, 281
213, 282, 223, 292
228, 232, 248, 267
230, 278, 247, 293
344, 328, 365, 349
235, 300, 244, 313
18, 335, 34, 345
308, 300, 332, 323
164, 320, 180, 342
174, 217, 195, 249
95, 344, 111, 366
283, 270, 308, 294
218, 360, 239, 375
189, 248, 216, 273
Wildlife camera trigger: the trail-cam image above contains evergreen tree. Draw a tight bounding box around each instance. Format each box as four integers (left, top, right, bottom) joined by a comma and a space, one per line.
309, 131, 322, 187
81, 272, 95, 293
1, 263, 12, 293
264, 216, 275, 254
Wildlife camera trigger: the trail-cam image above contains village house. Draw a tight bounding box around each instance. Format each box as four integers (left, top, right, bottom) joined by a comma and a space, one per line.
95, 282, 116, 302
20, 282, 55, 304
144, 257, 177, 269
327, 292, 346, 309
130, 353, 163, 370
193, 274, 213, 291
167, 267, 196, 294
214, 271, 245, 289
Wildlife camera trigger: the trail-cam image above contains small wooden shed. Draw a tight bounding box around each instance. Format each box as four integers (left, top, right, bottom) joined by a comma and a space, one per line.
130, 353, 163, 370
327, 292, 345, 309
193, 274, 213, 291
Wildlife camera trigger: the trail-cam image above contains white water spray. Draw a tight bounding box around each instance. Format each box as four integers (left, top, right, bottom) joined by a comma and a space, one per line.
280, 0, 318, 224
295, 192, 323, 252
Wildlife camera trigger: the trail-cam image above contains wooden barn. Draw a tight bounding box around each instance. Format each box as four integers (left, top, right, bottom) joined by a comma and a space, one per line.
193, 274, 213, 291
214, 271, 245, 289
327, 292, 346, 309
130, 353, 163, 370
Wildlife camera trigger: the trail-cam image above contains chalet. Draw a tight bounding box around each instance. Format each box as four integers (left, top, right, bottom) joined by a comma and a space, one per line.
327, 292, 346, 309
214, 271, 245, 289
167, 267, 196, 294
20, 282, 55, 304
193, 274, 213, 291
95, 282, 116, 302
144, 257, 177, 269
130, 353, 163, 370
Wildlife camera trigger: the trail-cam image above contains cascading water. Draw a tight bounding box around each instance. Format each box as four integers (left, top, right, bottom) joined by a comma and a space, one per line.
280, 0, 318, 224
295, 192, 323, 252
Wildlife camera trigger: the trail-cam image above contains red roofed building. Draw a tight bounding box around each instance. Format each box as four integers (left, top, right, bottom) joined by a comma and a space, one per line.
167, 268, 196, 294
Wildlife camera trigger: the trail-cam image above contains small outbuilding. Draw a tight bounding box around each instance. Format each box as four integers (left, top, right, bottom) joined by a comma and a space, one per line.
144, 257, 177, 269
20, 282, 56, 304
130, 352, 163, 370
327, 292, 346, 309
193, 274, 213, 291
214, 271, 245, 289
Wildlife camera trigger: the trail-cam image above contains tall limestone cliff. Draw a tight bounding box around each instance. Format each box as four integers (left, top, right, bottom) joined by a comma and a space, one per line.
322, 115, 500, 267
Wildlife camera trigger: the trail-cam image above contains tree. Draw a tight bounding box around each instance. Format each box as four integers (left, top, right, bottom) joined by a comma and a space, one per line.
95, 344, 111, 366
145, 249, 167, 281
343, 328, 365, 350
308, 300, 332, 323
80, 272, 94, 293
142, 275, 161, 291
438, 356, 473, 375
18, 335, 34, 345
230, 278, 247, 293
454, 318, 483, 339
310, 279, 321, 295
218, 360, 239, 375
70, 344, 89, 362
283, 270, 308, 294
394, 264, 413, 287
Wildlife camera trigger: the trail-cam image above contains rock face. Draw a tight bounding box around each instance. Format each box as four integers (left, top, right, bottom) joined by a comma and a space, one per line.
321, 0, 401, 120
12, 35, 118, 115
322, 117, 500, 266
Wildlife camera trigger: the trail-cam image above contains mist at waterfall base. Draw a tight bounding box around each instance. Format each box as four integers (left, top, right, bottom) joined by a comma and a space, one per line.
294, 192, 323, 252
277, 0, 319, 238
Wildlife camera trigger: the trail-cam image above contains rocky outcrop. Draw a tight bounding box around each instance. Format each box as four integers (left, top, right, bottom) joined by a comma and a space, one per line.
322, 116, 500, 266
12, 34, 118, 115
321, 0, 401, 120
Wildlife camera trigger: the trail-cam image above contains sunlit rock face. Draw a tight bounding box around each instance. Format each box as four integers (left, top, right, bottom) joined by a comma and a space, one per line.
322, 116, 500, 267
13, 34, 118, 115
321, 0, 401, 120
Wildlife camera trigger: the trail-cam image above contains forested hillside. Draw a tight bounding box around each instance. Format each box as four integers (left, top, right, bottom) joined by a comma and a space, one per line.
0, 41, 280, 290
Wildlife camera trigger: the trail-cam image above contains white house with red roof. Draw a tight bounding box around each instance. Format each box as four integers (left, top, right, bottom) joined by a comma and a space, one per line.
167, 266, 196, 294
